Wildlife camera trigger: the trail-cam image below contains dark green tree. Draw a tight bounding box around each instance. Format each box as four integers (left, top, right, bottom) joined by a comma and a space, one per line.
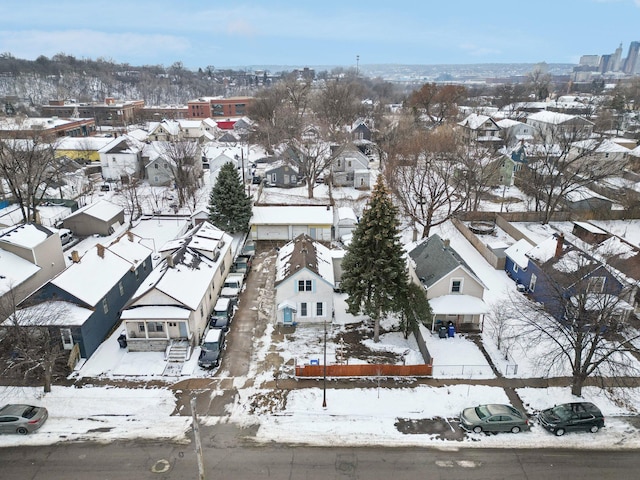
398, 282, 433, 339
207, 162, 252, 233
340, 174, 409, 342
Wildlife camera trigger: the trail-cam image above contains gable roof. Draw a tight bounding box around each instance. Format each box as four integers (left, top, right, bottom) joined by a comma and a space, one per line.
64, 199, 123, 222
458, 113, 500, 130
408, 234, 485, 289
0, 223, 54, 249
275, 234, 335, 285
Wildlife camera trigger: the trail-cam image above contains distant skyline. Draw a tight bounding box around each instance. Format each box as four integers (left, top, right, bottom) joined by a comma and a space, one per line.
1, 0, 639, 70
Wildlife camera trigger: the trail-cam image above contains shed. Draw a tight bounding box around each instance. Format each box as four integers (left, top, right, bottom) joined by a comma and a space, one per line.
62, 199, 125, 236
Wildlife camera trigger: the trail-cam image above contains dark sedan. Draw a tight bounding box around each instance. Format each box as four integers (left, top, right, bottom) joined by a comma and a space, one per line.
538, 402, 604, 436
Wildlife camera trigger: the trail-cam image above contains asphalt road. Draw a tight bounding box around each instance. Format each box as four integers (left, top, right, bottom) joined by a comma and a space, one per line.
1, 433, 638, 480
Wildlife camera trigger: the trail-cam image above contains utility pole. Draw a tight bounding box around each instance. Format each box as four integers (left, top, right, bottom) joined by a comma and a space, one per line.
356, 55, 360, 76
322, 317, 327, 408
190, 396, 205, 480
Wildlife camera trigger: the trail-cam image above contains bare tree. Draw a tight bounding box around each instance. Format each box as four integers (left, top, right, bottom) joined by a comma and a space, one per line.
312, 78, 365, 141
0, 294, 71, 394
407, 82, 467, 127
457, 144, 503, 211
516, 123, 618, 224
285, 137, 333, 199
160, 139, 202, 209
0, 131, 62, 223
526, 63, 553, 101
508, 248, 640, 397
386, 125, 468, 239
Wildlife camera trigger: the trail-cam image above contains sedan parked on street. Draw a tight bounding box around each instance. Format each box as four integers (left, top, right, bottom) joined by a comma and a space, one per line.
459, 404, 530, 434
0, 404, 48, 434
537, 402, 604, 436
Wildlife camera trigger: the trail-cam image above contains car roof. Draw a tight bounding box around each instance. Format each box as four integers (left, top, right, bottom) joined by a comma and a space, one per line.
0, 404, 36, 415
214, 297, 231, 309
485, 404, 519, 414
204, 328, 223, 343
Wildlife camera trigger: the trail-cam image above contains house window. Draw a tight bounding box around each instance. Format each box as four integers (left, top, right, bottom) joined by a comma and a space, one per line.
147, 322, 164, 332
221, 259, 226, 272
298, 280, 313, 292
513, 264, 519, 273
300, 302, 308, 317
118, 281, 124, 296
102, 298, 109, 314
316, 302, 324, 316
155, 164, 159, 169
143, 259, 147, 270
60, 328, 73, 350
588, 276, 605, 293
271, 173, 277, 183
134, 268, 139, 279
138, 323, 145, 332
451, 279, 463, 293
348, 160, 352, 168
529, 273, 537, 292
169, 322, 177, 327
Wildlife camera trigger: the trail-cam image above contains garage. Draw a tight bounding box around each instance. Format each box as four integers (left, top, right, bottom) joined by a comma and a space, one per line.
256, 225, 289, 240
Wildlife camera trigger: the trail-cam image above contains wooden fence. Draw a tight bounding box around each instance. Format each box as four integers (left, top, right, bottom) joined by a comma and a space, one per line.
295, 363, 432, 378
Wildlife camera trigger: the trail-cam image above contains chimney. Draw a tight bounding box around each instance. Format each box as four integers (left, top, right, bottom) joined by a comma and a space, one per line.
127, 231, 134, 242
443, 238, 450, 249
555, 233, 564, 258
97, 244, 105, 258
71, 250, 80, 263
167, 254, 175, 268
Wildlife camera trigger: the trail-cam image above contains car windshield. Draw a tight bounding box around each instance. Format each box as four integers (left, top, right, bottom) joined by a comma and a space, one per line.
203, 341, 219, 351
475, 405, 491, 420
550, 405, 572, 420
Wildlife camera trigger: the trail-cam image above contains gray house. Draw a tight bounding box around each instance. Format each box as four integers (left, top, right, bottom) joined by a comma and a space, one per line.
264, 160, 302, 188
63, 199, 125, 236
330, 143, 371, 189
408, 234, 488, 332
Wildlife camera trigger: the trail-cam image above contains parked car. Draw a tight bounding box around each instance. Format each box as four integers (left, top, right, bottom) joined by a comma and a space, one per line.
537, 402, 604, 436
459, 404, 530, 434
197, 328, 226, 369
0, 404, 48, 434
209, 297, 233, 331
58, 228, 73, 245
231, 254, 253, 277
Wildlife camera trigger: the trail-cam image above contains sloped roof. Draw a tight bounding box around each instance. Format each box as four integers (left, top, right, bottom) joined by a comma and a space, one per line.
0, 223, 54, 249
275, 234, 335, 285
64, 199, 123, 222
408, 234, 484, 289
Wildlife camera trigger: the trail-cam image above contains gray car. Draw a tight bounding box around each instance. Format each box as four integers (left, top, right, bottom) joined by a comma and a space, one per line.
0, 404, 48, 434
459, 404, 530, 434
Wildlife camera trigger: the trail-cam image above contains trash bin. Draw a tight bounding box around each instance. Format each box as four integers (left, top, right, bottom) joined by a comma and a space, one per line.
117, 334, 128, 348
447, 322, 456, 338
438, 326, 447, 339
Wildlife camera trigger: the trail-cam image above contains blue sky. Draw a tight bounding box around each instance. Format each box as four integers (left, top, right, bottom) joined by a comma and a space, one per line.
1, 0, 639, 70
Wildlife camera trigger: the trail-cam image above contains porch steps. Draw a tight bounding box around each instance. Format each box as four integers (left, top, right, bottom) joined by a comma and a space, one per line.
166, 341, 190, 362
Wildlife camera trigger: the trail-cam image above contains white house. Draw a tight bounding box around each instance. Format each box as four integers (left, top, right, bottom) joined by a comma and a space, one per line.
274, 234, 336, 325
120, 221, 233, 356
99, 135, 144, 181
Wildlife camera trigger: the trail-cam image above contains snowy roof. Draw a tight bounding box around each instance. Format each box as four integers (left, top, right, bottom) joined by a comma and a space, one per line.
0, 223, 53, 249
573, 221, 608, 235
56, 136, 114, 151
428, 294, 488, 315
526, 110, 592, 126
504, 238, 535, 270
129, 248, 219, 311
120, 305, 191, 320
337, 207, 358, 222
572, 138, 631, 154
65, 199, 123, 222
496, 118, 523, 129
52, 244, 142, 307
275, 234, 336, 285
0, 249, 41, 295
526, 236, 563, 264
8, 300, 93, 326
458, 113, 496, 130
251, 206, 333, 226
106, 233, 153, 268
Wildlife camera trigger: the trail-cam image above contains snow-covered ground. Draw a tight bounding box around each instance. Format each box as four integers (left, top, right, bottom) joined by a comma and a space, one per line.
3, 182, 640, 450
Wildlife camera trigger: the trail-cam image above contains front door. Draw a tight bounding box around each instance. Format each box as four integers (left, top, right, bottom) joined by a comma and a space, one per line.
283, 308, 294, 325
179, 322, 188, 339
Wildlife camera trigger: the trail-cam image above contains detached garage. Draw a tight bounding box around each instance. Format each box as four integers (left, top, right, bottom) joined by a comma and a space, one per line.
62, 199, 125, 236
250, 206, 333, 242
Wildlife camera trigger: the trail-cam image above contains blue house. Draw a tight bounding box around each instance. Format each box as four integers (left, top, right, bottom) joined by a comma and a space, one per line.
504, 233, 631, 323
16, 232, 153, 360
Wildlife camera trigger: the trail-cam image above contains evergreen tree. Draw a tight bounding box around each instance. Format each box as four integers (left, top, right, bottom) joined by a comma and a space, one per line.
398, 282, 433, 339
207, 162, 252, 233
340, 174, 409, 342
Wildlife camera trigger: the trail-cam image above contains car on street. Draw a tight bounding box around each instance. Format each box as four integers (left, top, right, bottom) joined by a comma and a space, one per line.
209, 297, 234, 331
459, 404, 530, 434
537, 402, 604, 436
0, 404, 48, 434
197, 328, 226, 369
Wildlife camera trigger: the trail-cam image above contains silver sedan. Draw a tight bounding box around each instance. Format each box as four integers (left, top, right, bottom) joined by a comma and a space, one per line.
459, 404, 530, 434
0, 404, 48, 435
